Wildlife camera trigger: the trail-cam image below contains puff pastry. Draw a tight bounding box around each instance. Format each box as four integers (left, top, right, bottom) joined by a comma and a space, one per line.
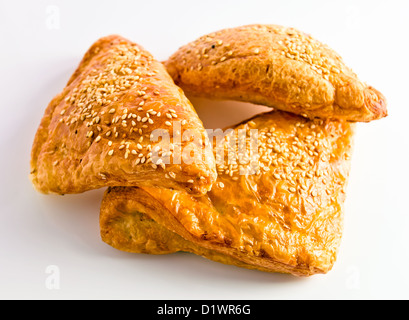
100, 110, 355, 276
30, 35, 216, 195
165, 24, 387, 122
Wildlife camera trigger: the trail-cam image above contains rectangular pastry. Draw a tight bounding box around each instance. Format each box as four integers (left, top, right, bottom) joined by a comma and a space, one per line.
100, 110, 355, 276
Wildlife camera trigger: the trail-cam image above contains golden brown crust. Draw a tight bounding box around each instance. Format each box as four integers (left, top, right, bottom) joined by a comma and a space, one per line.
30, 35, 216, 195
165, 24, 387, 122
100, 190, 282, 274
100, 110, 355, 276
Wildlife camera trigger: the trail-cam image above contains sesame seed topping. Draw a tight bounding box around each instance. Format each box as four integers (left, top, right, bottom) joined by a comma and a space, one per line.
58, 41, 191, 170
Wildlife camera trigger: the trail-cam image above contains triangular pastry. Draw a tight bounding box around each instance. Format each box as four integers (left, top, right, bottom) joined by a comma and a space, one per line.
100, 110, 355, 276
165, 24, 387, 122
30, 35, 216, 195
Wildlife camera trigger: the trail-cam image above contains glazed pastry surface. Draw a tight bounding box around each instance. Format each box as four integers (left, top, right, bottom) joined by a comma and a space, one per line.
165, 24, 387, 122
100, 110, 355, 276
30, 35, 216, 195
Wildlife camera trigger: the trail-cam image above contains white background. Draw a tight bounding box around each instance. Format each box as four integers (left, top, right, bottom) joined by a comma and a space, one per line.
0, 0, 408, 300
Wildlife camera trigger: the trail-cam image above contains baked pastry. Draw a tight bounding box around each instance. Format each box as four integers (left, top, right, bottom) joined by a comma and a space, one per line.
100, 110, 355, 276
165, 24, 387, 122
100, 188, 275, 273
30, 35, 216, 195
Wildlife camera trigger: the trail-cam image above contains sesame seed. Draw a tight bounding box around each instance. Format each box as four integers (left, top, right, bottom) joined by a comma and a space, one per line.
165, 121, 172, 126
108, 150, 114, 156
109, 108, 116, 114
